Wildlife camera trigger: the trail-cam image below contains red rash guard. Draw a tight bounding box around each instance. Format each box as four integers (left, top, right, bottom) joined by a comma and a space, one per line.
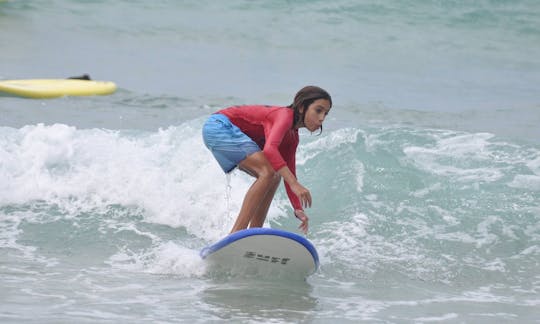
217, 105, 302, 211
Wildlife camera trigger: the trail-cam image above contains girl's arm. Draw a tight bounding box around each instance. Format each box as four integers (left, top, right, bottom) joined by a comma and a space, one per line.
278, 165, 310, 234
277, 166, 312, 209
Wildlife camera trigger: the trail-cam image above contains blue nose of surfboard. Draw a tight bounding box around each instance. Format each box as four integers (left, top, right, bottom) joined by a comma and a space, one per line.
201, 228, 319, 279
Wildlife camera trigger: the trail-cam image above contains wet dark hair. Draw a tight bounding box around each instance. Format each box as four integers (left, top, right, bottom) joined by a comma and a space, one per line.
288, 85, 332, 133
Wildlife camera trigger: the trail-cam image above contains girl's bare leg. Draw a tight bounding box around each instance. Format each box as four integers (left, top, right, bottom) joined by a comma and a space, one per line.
248, 172, 280, 228
229, 152, 280, 233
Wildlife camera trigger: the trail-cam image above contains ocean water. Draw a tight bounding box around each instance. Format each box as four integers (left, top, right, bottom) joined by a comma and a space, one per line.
1, 0, 539, 323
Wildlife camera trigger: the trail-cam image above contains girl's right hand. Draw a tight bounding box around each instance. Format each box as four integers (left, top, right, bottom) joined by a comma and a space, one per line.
291, 182, 312, 209
295, 210, 309, 234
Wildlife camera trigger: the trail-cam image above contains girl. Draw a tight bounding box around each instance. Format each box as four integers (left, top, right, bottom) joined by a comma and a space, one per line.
202, 86, 332, 234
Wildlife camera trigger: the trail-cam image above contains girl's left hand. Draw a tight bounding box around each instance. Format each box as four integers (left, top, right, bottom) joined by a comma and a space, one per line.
294, 210, 309, 234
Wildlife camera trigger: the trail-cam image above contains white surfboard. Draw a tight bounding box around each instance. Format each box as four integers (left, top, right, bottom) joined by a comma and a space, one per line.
201, 228, 319, 279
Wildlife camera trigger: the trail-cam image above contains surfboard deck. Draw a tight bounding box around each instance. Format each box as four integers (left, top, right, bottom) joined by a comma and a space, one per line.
201, 228, 319, 279
0, 79, 117, 98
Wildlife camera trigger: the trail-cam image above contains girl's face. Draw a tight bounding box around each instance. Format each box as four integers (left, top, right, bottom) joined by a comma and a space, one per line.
300, 98, 331, 132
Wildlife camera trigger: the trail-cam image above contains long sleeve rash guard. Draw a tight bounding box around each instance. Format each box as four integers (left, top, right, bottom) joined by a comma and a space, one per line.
217, 105, 302, 211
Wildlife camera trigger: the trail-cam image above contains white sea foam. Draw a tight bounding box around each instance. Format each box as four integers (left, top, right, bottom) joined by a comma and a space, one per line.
316, 211, 444, 279
403, 131, 505, 182
507, 155, 540, 190
0, 207, 62, 267
108, 242, 206, 278
0, 122, 286, 242
509, 174, 540, 190
414, 313, 458, 322
296, 127, 361, 164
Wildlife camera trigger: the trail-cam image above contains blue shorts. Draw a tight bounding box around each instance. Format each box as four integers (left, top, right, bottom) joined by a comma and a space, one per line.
202, 114, 261, 173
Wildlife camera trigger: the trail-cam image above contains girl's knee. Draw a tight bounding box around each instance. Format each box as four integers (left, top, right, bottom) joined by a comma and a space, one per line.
271, 172, 282, 186
264, 170, 281, 189
260, 167, 280, 183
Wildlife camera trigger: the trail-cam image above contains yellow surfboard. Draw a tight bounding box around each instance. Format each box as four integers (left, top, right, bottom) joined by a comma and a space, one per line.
0, 79, 117, 99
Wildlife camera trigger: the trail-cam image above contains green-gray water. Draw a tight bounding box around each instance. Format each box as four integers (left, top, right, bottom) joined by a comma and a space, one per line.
1, 1, 539, 322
